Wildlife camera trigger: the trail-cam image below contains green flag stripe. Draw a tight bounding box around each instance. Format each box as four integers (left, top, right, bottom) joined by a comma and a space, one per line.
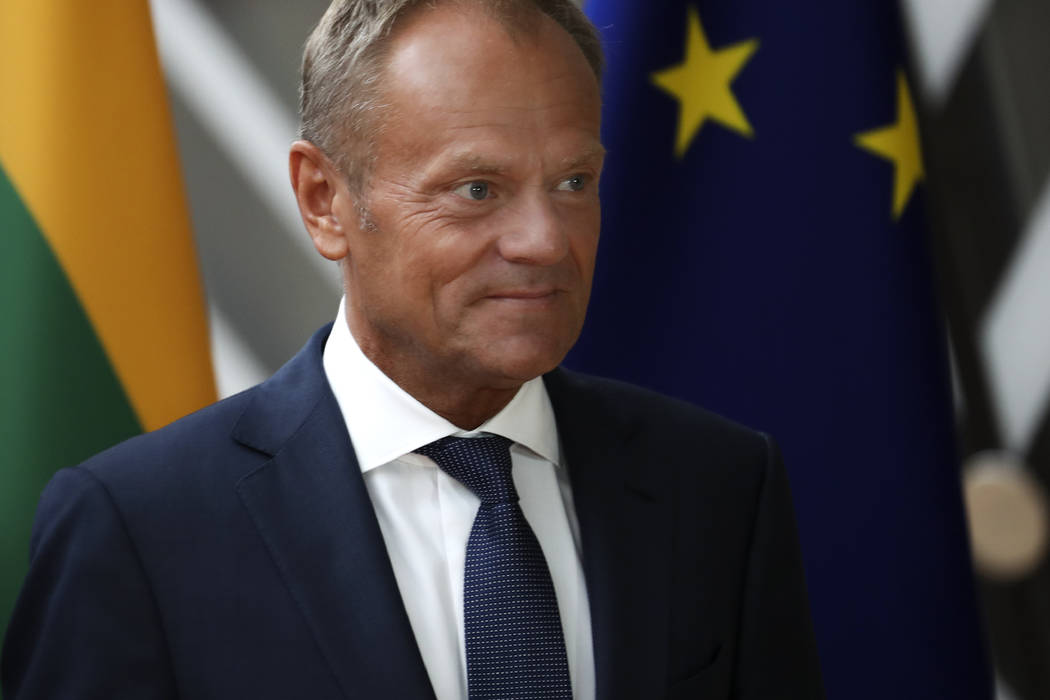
0, 164, 142, 645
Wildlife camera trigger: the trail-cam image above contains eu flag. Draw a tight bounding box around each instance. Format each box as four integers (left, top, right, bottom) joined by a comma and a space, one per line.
569, 1, 993, 697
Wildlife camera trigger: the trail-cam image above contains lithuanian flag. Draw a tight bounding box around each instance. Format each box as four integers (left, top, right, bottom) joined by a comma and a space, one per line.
0, 1, 216, 650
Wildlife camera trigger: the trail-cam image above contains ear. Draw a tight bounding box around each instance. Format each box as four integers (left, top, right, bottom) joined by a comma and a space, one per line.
289, 140, 356, 261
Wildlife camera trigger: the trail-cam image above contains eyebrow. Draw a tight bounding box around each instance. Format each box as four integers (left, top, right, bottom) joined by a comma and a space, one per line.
433, 142, 607, 180
444, 152, 511, 176
559, 144, 606, 171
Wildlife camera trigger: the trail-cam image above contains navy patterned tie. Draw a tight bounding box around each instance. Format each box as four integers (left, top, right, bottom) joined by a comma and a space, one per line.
415, 435, 573, 699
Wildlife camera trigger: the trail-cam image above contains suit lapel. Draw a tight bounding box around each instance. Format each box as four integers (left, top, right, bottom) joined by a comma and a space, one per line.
545, 369, 673, 699
232, 326, 436, 700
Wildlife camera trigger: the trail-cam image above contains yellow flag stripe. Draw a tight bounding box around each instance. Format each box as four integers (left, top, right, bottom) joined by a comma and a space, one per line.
0, 1, 215, 430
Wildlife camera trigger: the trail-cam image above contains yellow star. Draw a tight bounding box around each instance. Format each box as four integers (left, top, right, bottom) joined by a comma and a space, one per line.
651, 6, 759, 158
855, 70, 925, 220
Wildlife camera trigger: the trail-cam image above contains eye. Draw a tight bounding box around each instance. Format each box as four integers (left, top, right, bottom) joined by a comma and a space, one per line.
453, 181, 491, 200
556, 175, 587, 192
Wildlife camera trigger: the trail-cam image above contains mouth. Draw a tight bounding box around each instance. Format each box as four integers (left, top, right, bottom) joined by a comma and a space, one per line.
486, 288, 559, 301
481, 288, 565, 311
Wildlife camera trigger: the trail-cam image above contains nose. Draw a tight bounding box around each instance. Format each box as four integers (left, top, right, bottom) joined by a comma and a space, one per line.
497, 191, 570, 266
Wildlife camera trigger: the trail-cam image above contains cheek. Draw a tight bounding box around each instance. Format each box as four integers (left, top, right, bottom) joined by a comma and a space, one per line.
397, 232, 495, 324
566, 208, 601, 277
423, 220, 499, 280
370, 215, 453, 290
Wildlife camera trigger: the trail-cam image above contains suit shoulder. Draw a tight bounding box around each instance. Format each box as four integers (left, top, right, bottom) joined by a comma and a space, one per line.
547, 367, 771, 464
75, 387, 260, 493
551, 367, 765, 438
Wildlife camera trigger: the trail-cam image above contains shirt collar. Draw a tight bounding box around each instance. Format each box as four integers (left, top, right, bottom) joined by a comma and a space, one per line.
322, 297, 561, 473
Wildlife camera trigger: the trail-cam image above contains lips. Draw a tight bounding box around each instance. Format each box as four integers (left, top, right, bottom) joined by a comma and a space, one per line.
486, 288, 559, 300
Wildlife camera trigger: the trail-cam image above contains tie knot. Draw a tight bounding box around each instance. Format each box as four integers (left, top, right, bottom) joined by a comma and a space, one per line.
415, 435, 516, 504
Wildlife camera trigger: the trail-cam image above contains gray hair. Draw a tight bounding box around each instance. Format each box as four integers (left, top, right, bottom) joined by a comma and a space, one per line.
298, 0, 604, 194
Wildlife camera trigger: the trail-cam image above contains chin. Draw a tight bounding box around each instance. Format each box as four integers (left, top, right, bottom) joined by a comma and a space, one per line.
474, 335, 573, 384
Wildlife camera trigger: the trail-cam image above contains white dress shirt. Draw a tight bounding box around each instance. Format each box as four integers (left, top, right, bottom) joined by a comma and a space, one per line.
322, 298, 595, 700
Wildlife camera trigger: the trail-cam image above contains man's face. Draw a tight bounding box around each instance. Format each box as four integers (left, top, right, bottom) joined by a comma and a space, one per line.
336, 4, 604, 394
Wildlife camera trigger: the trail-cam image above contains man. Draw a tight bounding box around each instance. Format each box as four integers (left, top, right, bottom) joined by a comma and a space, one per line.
2, 0, 823, 698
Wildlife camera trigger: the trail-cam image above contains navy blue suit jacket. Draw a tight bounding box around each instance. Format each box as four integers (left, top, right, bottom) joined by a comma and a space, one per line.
3, 325, 823, 698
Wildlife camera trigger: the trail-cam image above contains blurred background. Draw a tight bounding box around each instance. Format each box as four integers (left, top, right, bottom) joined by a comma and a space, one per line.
2, 0, 1048, 697
153, 0, 1050, 696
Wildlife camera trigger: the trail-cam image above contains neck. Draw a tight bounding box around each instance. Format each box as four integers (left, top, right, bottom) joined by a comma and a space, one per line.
419, 385, 519, 431
371, 355, 521, 429
349, 331, 523, 432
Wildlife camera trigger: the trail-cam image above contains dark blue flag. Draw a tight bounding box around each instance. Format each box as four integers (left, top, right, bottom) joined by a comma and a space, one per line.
569, 1, 993, 697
